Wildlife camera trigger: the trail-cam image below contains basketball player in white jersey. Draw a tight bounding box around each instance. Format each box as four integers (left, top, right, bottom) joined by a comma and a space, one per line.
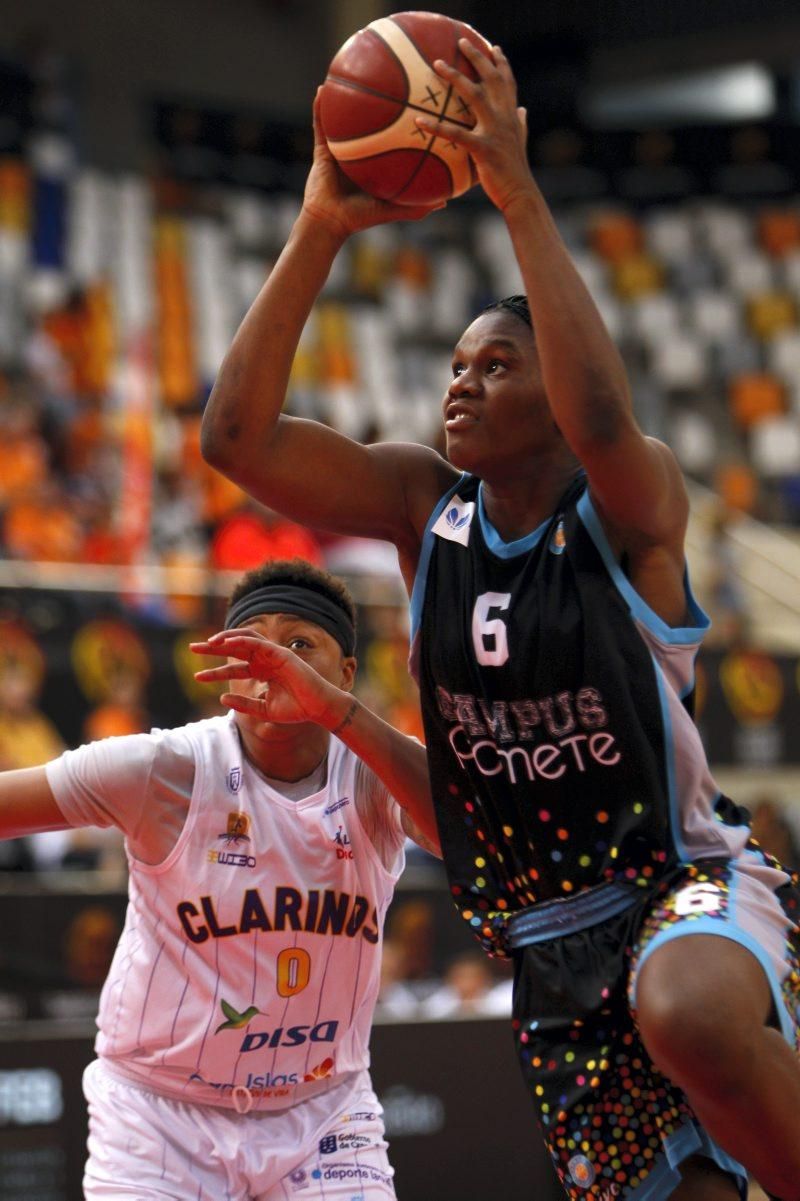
0, 557, 438, 1200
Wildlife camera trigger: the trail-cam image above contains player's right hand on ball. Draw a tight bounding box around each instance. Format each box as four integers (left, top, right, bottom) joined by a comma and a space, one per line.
416, 41, 534, 216
302, 92, 445, 238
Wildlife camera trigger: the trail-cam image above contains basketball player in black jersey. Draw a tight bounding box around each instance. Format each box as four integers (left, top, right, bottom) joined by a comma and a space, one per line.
200, 37, 800, 1201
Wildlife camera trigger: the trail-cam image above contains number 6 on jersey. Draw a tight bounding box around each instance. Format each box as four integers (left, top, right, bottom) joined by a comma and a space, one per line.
472, 592, 511, 666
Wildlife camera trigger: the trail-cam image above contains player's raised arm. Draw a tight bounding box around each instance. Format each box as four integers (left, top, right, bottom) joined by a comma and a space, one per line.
0, 766, 71, 839
201, 95, 451, 553
418, 41, 688, 548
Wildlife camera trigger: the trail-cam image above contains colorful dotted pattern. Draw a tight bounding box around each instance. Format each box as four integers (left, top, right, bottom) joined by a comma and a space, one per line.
447, 785, 668, 959
511, 852, 800, 1200
512, 893, 694, 1198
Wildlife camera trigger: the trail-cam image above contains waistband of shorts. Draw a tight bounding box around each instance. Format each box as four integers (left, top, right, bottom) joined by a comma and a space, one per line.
507, 880, 641, 949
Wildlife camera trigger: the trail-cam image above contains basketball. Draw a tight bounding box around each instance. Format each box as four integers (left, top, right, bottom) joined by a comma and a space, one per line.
319, 10, 492, 207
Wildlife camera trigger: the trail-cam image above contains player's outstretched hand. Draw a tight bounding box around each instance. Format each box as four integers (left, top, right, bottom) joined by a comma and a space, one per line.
415, 40, 534, 215
302, 91, 445, 238
191, 629, 346, 728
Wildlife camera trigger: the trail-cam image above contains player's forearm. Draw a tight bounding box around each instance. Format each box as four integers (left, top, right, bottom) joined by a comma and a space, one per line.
201, 211, 347, 478
502, 183, 633, 451
325, 697, 440, 855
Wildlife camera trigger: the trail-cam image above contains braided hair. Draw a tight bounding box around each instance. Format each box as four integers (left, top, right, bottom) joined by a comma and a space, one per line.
481, 294, 533, 330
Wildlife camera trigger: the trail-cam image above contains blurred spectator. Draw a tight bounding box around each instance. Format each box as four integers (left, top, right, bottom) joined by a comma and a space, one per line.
421, 950, 509, 1019
0, 658, 65, 871
75, 488, 125, 565
151, 467, 205, 559
83, 671, 150, 742
375, 937, 421, 1021
62, 904, 122, 988
385, 897, 439, 1003
210, 501, 323, 571
360, 604, 424, 741
0, 618, 130, 874
0, 661, 64, 770
58, 826, 127, 881
749, 796, 800, 870
0, 388, 49, 508
3, 478, 84, 560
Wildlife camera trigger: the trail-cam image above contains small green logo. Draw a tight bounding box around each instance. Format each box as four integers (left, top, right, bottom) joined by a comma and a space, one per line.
215, 998, 261, 1034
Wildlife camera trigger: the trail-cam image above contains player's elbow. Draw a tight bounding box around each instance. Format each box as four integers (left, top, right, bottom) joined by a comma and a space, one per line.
200, 383, 243, 476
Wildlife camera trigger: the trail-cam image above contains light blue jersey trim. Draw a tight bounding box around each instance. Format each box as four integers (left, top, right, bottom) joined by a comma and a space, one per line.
409, 472, 469, 646
628, 1120, 746, 1201
630, 915, 794, 1045
576, 491, 710, 646
477, 482, 550, 558
652, 655, 690, 864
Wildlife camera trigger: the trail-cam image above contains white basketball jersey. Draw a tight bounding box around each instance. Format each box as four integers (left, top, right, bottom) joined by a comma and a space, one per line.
96, 716, 403, 1110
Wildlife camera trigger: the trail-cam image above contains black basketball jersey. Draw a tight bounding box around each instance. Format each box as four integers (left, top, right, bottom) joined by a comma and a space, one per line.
410, 472, 746, 952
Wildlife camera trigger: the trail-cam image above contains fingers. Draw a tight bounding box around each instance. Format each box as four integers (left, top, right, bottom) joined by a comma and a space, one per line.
431, 55, 479, 102
456, 36, 495, 74
194, 632, 282, 658
383, 199, 448, 222
193, 662, 251, 683
427, 39, 515, 138
219, 692, 267, 717
445, 38, 513, 82
311, 88, 326, 147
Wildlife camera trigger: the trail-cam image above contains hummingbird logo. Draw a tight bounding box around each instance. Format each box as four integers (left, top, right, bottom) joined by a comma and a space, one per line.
215, 998, 261, 1034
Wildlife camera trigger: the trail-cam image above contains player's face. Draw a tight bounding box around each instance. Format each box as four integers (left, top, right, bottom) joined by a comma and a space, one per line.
442, 311, 553, 474
229, 612, 355, 744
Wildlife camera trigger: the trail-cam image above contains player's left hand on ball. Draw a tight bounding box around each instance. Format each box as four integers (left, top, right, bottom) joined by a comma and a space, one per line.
303, 92, 446, 238
414, 40, 533, 214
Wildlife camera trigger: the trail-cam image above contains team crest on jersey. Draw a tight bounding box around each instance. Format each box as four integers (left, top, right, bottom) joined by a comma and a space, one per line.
549, 517, 566, 555
567, 1154, 596, 1189
219, 812, 251, 845
432, 495, 475, 547
227, 766, 242, 793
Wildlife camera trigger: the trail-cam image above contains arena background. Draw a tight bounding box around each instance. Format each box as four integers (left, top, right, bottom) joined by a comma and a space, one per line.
2, 1, 800, 1198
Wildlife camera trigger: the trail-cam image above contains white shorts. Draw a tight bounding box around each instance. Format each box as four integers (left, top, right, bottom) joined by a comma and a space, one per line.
83, 1059, 396, 1201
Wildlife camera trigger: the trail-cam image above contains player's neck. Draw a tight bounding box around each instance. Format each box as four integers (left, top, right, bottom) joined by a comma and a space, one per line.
480, 458, 581, 542
237, 724, 331, 784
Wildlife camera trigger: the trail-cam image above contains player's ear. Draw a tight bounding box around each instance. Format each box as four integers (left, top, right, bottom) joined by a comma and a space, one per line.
339, 656, 357, 692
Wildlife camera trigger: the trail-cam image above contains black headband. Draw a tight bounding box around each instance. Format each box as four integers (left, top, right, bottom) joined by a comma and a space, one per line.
224, 585, 356, 657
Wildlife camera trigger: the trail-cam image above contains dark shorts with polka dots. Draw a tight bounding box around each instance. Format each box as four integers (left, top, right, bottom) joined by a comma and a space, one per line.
509, 854, 800, 1201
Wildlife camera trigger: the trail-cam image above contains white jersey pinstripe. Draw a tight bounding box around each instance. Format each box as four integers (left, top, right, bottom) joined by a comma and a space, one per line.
47, 714, 405, 1110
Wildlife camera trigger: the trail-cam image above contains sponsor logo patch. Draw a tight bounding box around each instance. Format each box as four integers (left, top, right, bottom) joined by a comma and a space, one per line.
219, 811, 250, 844
214, 998, 260, 1034
333, 825, 353, 860
432, 495, 475, 546
568, 1154, 596, 1189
